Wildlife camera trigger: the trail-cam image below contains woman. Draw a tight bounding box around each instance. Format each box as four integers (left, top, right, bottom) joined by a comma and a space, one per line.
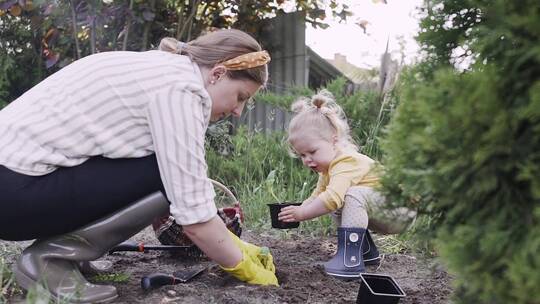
0, 28, 277, 303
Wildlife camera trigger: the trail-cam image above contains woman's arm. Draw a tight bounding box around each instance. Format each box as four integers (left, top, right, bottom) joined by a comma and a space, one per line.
183, 215, 279, 286
182, 215, 242, 267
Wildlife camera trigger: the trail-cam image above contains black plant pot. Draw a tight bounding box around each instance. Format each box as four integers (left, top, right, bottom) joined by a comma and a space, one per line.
267, 202, 302, 229
357, 273, 406, 304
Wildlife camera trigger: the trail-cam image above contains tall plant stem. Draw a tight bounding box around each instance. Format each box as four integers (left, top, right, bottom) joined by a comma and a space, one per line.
89, 2, 96, 54
122, 0, 134, 51
69, 0, 81, 59
141, 0, 156, 51
177, 0, 200, 41
175, 1, 185, 40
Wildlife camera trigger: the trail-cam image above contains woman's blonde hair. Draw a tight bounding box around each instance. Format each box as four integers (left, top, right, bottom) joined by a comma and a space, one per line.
158, 29, 268, 86
287, 90, 357, 154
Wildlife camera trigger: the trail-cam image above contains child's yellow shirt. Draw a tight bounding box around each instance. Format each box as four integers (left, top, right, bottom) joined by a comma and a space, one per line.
309, 152, 380, 211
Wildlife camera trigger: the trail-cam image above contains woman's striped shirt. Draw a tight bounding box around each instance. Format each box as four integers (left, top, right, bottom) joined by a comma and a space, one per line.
0, 50, 217, 225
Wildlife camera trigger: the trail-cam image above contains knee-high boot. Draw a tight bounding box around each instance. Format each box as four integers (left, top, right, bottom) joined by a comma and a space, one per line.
13, 192, 169, 303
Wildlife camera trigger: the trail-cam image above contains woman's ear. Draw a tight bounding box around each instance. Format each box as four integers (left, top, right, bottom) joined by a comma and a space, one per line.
210, 65, 227, 82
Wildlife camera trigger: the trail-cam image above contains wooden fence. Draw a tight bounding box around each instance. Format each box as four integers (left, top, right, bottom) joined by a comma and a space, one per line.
231, 102, 292, 134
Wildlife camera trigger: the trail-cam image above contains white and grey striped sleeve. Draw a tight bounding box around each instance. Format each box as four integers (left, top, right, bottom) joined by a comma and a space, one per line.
146, 84, 216, 225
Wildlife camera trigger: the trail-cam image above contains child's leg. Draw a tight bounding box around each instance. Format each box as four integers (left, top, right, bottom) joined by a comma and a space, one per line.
345, 186, 416, 235
340, 187, 376, 229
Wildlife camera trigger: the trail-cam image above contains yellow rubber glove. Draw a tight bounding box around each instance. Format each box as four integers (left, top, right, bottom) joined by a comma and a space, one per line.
222, 231, 278, 286
228, 231, 275, 272
221, 255, 279, 286
257, 246, 276, 273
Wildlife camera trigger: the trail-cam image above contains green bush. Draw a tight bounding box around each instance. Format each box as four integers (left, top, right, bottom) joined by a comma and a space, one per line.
0, 14, 45, 103
381, 0, 540, 303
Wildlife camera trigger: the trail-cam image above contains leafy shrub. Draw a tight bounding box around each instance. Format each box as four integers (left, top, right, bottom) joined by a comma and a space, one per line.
0, 14, 44, 103
381, 1, 540, 303
205, 120, 234, 156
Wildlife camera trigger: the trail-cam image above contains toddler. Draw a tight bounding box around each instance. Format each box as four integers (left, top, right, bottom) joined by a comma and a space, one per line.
278, 90, 411, 278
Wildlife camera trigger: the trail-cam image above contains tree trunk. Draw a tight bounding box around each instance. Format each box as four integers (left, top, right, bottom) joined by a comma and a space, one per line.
69, 0, 81, 59
175, 1, 186, 40
37, 39, 43, 80
90, 12, 96, 54
178, 0, 200, 41
122, 0, 134, 51
140, 0, 156, 51
193, 2, 209, 36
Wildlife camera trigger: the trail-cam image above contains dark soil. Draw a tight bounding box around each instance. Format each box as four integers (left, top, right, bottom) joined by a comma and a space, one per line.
3, 227, 453, 304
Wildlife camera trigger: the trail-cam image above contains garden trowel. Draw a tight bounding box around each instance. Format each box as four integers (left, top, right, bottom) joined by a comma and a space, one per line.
140, 265, 207, 291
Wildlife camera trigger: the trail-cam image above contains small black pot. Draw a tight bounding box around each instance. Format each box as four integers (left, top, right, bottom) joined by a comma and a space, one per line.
357, 273, 406, 304
267, 202, 302, 229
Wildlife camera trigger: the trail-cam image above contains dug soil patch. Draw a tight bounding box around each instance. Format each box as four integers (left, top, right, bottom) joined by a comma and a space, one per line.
3, 227, 453, 303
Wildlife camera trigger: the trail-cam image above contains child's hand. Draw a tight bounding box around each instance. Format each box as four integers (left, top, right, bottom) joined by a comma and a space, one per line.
278, 205, 305, 222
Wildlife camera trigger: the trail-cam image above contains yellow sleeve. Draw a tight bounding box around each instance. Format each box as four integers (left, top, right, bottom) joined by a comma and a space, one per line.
305, 174, 325, 203
318, 156, 372, 211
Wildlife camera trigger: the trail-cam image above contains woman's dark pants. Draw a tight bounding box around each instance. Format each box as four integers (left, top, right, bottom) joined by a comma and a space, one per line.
0, 155, 165, 241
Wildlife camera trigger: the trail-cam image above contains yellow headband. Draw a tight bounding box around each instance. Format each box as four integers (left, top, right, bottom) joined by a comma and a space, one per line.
221, 50, 271, 70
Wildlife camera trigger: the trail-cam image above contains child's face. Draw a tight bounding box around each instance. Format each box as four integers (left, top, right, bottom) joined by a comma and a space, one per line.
290, 134, 338, 173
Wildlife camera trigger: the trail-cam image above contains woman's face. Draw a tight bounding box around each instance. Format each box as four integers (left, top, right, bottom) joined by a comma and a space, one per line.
205, 66, 261, 122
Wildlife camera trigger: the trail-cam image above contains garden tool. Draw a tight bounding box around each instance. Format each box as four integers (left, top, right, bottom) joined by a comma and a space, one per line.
139, 228, 279, 290
108, 239, 207, 259
141, 264, 208, 291
324, 227, 367, 278
109, 240, 194, 254
13, 192, 169, 303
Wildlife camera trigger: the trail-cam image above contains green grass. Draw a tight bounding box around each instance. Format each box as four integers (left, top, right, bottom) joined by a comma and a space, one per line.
1, 257, 18, 302
375, 234, 411, 254
0, 243, 22, 302
207, 127, 334, 235
90, 273, 130, 283
0, 242, 131, 304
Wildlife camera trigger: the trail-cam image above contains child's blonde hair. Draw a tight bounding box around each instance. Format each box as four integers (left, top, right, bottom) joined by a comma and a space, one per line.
287, 90, 358, 154
158, 29, 268, 86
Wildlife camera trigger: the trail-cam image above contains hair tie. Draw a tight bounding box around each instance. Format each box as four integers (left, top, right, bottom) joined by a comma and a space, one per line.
176, 41, 186, 54
312, 99, 324, 110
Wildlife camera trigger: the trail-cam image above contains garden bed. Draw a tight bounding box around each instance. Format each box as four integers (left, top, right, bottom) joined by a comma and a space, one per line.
2, 227, 453, 303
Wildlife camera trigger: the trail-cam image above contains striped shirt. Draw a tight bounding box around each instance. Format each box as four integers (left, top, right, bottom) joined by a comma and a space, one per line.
0, 50, 217, 225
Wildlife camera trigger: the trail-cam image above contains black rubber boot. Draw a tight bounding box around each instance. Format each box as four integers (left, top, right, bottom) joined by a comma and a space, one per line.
362, 229, 381, 266
324, 227, 366, 278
